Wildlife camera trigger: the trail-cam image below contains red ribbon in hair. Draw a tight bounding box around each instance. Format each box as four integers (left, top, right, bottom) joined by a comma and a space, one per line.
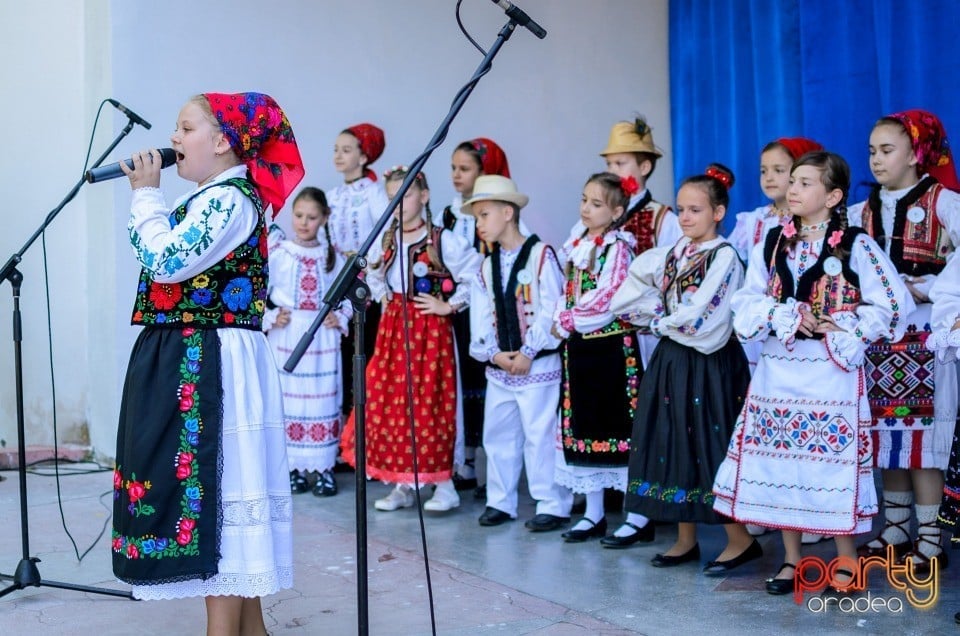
203, 92, 305, 217
776, 137, 823, 161
705, 166, 732, 190
470, 137, 511, 177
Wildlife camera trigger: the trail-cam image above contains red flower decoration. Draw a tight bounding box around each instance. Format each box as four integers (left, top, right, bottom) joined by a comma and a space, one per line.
781, 222, 797, 239
127, 481, 146, 503
705, 166, 733, 190
148, 282, 182, 311
126, 543, 140, 559
180, 517, 197, 531
827, 230, 844, 248
176, 529, 193, 546
176, 464, 193, 480
620, 175, 640, 197
594, 235, 604, 246
179, 395, 194, 412
113, 469, 122, 490
177, 452, 194, 466
180, 383, 196, 397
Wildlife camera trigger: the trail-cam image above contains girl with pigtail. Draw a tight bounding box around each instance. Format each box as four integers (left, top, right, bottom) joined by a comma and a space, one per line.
550, 172, 642, 543
340, 166, 482, 513
611, 163, 759, 573
712, 151, 914, 595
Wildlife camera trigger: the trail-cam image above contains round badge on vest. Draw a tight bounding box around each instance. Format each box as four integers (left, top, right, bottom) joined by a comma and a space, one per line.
906, 206, 926, 224
412, 262, 429, 277
414, 278, 432, 293
516, 270, 533, 285
823, 256, 842, 277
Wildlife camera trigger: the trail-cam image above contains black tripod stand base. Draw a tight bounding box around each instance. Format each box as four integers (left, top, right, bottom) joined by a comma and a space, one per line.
0, 558, 134, 599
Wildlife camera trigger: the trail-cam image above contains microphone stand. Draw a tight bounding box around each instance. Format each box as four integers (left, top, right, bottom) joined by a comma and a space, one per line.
284, 17, 524, 636
0, 120, 137, 599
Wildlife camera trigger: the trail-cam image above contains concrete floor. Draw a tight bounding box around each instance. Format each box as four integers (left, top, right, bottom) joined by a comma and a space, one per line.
0, 462, 957, 635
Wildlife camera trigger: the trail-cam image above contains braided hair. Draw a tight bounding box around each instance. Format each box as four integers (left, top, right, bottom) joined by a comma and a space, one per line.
576, 172, 633, 274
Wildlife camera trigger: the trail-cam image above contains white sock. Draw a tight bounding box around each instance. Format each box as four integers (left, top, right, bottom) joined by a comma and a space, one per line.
868, 490, 912, 548
570, 490, 605, 531
615, 513, 650, 537
914, 504, 943, 559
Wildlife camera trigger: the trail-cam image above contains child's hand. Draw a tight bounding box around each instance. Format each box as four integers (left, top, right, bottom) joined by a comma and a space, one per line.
508, 352, 532, 376
118, 149, 163, 190
322, 313, 340, 329
953, 318, 960, 332
550, 323, 567, 340
492, 351, 514, 371
274, 307, 291, 328
797, 307, 818, 337
904, 276, 930, 303
814, 314, 842, 334
414, 293, 452, 316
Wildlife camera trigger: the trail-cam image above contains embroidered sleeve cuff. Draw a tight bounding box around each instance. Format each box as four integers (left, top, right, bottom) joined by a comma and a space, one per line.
926, 328, 960, 363
262, 307, 280, 332
650, 316, 664, 338
558, 309, 575, 334
771, 300, 803, 346
520, 344, 538, 359
824, 329, 867, 372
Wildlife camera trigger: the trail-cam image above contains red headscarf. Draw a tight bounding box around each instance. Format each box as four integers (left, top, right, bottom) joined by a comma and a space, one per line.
470, 137, 510, 177
887, 109, 960, 191
775, 137, 823, 161
203, 92, 305, 217
344, 123, 386, 181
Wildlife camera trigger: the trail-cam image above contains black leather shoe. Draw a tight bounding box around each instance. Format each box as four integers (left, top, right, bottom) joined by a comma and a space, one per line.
765, 563, 796, 595
703, 539, 763, 576
600, 521, 655, 548
561, 517, 607, 543
478, 507, 513, 526
453, 473, 478, 491
312, 470, 338, 497
473, 484, 487, 500
290, 470, 309, 494
525, 514, 570, 532
650, 543, 700, 567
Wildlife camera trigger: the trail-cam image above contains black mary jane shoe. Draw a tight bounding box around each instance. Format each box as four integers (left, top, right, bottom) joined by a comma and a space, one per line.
703, 539, 763, 576
600, 521, 655, 549
765, 563, 796, 595
650, 543, 700, 568
290, 470, 309, 494
525, 513, 570, 532
312, 470, 338, 497
478, 506, 514, 527
561, 517, 607, 543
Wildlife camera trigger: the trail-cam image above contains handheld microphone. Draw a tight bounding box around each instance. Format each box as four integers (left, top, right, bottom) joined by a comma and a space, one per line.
85, 148, 178, 183
107, 99, 152, 130
489, 0, 547, 39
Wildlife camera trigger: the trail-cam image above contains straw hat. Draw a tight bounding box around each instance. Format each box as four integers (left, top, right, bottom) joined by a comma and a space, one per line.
461, 175, 529, 215
600, 117, 662, 157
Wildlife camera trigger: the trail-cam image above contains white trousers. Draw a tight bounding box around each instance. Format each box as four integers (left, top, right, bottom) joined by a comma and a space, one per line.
483, 380, 572, 517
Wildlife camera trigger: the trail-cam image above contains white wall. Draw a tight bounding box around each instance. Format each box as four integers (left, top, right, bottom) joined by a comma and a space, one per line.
1, 0, 671, 459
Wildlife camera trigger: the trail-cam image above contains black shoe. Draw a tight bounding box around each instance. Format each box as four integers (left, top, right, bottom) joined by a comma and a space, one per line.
650, 543, 700, 567
765, 563, 796, 595
453, 473, 478, 492
478, 506, 514, 526
954, 611, 960, 625
473, 484, 487, 500
525, 514, 570, 532
561, 517, 607, 542
703, 539, 763, 576
312, 470, 337, 497
290, 470, 309, 494
600, 521, 655, 548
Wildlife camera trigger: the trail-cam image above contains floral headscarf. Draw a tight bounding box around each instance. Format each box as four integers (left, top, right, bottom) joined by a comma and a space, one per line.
345, 123, 386, 181
470, 137, 511, 177
887, 109, 959, 191
203, 92, 305, 217
775, 137, 823, 161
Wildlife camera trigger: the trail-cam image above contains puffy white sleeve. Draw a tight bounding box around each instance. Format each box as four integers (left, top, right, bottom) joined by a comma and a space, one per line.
610, 246, 668, 327
553, 239, 632, 336
652, 246, 744, 354
129, 184, 257, 284
520, 247, 564, 359
726, 208, 763, 262
654, 210, 683, 249
469, 263, 500, 363
927, 254, 960, 362
441, 229, 483, 309
822, 234, 915, 371
911, 188, 960, 298
731, 240, 804, 347
846, 200, 866, 229
364, 239, 389, 303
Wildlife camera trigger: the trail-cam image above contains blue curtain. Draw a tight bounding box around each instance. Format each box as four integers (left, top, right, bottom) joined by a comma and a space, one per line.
670, 0, 960, 232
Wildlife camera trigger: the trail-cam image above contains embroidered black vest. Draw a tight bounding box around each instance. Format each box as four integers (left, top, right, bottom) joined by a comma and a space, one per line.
763, 221, 865, 340
660, 243, 735, 313
131, 177, 268, 330
382, 225, 455, 300
621, 191, 670, 255
860, 177, 950, 276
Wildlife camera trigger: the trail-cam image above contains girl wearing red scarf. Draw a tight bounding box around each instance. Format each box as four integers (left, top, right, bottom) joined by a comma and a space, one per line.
112, 92, 303, 633
848, 109, 960, 574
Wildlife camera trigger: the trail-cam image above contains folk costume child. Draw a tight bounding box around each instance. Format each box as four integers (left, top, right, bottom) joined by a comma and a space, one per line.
551, 172, 642, 543
340, 167, 482, 513
611, 164, 758, 572
847, 109, 960, 572
712, 152, 913, 595
464, 175, 573, 531
264, 187, 350, 498
328, 123, 390, 419
443, 137, 515, 497
113, 92, 304, 632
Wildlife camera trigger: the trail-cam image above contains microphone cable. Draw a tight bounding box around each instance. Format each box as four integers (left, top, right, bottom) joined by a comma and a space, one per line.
34, 99, 118, 563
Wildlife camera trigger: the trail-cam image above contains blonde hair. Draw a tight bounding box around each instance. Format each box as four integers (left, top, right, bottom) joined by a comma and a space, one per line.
372, 168, 442, 270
